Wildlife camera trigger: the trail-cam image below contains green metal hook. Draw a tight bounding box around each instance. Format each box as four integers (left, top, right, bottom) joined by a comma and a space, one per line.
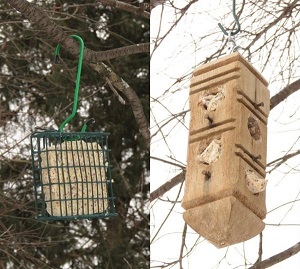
80, 118, 95, 132
55, 35, 84, 132
218, 0, 241, 36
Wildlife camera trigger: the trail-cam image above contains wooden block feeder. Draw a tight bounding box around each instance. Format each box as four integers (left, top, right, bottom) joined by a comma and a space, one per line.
182, 52, 270, 248
30, 35, 117, 220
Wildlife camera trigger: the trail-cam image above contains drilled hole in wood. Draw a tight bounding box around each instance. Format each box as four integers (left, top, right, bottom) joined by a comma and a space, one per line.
202, 170, 211, 181
205, 115, 214, 125
247, 116, 261, 141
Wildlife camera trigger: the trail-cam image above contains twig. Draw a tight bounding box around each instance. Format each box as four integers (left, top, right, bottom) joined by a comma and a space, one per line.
96, 0, 150, 19
106, 78, 126, 105
123, 258, 133, 269
91, 63, 150, 147
150, 171, 185, 202
267, 149, 300, 172
179, 223, 187, 269
150, 180, 184, 244
254, 232, 263, 265
150, 156, 186, 170
249, 241, 300, 269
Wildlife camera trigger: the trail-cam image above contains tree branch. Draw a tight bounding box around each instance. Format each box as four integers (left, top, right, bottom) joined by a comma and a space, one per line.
270, 79, 300, 110
254, 233, 263, 265
7, 0, 150, 146
249, 241, 300, 269
267, 149, 300, 172
150, 0, 166, 10
179, 223, 187, 269
150, 171, 185, 202
7, 0, 149, 62
150, 156, 186, 169
244, 0, 299, 53
90, 63, 150, 148
96, 0, 150, 19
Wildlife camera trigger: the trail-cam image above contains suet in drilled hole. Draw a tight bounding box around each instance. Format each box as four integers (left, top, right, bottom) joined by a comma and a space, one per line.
200, 91, 224, 111
196, 139, 221, 165
247, 116, 261, 141
245, 169, 267, 195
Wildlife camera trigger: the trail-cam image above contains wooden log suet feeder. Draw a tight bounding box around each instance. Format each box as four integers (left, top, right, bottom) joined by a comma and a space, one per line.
182, 52, 270, 248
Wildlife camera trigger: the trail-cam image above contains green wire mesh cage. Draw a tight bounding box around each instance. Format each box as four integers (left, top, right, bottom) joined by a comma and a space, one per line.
30, 131, 117, 221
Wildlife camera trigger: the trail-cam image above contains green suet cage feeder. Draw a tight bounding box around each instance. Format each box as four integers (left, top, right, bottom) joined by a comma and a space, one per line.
30, 35, 117, 220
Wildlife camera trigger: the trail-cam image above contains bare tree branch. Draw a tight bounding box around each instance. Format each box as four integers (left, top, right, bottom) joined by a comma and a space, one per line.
254, 233, 263, 265
267, 149, 300, 172
151, 0, 198, 57
179, 223, 187, 269
244, 0, 299, 53
7, 0, 149, 62
150, 0, 166, 10
270, 79, 300, 110
96, 0, 150, 19
249, 241, 300, 269
150, 156, 186, 169
150, 171, 185, 202
91, 63, 150, 147
150, 180, 184, 244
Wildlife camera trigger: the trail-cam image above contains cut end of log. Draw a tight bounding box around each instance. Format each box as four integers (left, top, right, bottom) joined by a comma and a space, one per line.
183, 196, 265, 248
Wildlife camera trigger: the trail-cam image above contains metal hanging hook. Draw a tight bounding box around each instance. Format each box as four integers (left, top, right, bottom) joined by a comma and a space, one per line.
226, 31, 240, 53
80, 118, 95, 133
55, 35, 84, 132
218, 0, 241, 36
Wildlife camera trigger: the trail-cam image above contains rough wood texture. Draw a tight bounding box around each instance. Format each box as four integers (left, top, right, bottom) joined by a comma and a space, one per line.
182, 52, 270, 248
183, 196, 265, 248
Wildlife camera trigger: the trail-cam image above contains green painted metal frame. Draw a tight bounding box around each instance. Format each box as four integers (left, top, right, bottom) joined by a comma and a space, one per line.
31, 36, 117, 220
31, 131, 117, 221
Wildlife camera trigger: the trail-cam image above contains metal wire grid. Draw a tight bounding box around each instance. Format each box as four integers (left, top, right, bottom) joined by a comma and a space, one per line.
30, 131, 117, 221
